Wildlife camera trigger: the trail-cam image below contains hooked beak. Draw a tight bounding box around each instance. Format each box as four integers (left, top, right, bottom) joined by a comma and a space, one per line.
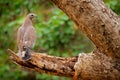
35, 16, 41, 23
34, 14, 37, 18
32, 16, 40, 23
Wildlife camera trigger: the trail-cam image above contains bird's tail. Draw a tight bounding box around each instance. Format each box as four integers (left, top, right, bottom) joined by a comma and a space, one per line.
22, 46, 31, 61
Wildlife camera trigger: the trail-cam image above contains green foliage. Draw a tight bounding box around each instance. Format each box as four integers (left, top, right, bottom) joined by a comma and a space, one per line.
34, 8, 94, 57
104, 0, 120, 15
0, 0, 120, 80
35, 9, 75, 56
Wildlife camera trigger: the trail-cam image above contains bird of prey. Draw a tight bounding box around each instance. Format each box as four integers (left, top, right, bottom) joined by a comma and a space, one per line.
17, 13, 37, 60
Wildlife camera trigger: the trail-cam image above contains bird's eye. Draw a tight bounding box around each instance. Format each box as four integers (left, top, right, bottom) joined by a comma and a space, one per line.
31, 15, 33, 16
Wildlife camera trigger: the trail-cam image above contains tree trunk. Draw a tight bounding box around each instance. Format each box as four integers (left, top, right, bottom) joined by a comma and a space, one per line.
8, 0, 120, 80
51, 0, 120, 58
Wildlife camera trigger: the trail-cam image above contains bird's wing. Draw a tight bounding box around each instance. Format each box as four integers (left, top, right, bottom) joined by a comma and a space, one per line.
23, 26, 36, 48
17, 27, 24, 51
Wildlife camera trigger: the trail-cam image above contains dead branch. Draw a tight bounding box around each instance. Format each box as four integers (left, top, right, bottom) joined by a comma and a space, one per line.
7, 49, 77, 77
8, 49, 120, 79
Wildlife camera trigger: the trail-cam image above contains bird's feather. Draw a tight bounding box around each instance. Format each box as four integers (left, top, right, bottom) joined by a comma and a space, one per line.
23, 26, 36, 48
17, 13, 37, 60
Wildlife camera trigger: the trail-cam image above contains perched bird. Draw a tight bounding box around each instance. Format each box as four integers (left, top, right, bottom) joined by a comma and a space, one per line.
17, 13, 37, 60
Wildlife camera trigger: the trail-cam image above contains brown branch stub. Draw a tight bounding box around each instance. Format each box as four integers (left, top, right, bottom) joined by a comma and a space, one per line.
73, 50, 120, 80
7, 49, 22, 62
7, 49, 77, 77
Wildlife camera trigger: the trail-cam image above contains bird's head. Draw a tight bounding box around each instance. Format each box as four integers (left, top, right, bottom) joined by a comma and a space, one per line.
27, 13, 37, 20
24, 13, 39, 25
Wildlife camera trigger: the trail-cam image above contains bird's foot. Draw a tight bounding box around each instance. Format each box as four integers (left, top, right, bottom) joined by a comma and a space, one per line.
22, 54, 31, 61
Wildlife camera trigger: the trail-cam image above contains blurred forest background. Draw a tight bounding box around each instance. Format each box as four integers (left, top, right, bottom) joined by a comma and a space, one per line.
0, 0, 120, 80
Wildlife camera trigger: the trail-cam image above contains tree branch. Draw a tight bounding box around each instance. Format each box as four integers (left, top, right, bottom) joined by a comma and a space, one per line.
7, 49, 77, 77
51, 0, 120, 58
8, 49, 120, 79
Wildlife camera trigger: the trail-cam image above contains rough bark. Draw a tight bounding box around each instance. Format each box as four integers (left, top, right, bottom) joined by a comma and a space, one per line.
74, 50, 120, 80
8, 49, 77, 77
8, 49, 120, 80
51, 0, 120, 58
8, 0, 120, 80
